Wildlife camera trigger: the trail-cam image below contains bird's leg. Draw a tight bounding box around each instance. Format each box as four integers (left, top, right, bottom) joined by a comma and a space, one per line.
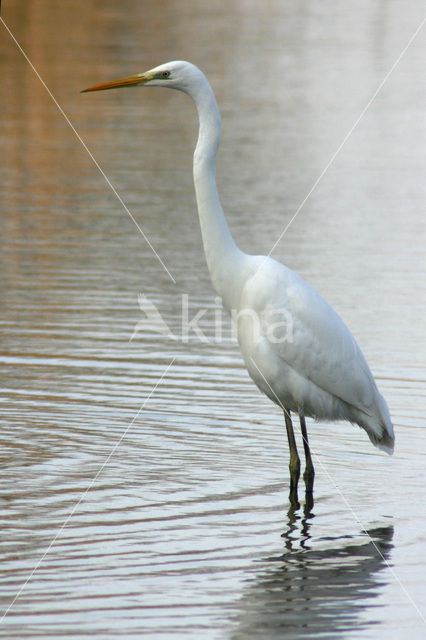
284, 409, 300, 505
299, 413, 315, 494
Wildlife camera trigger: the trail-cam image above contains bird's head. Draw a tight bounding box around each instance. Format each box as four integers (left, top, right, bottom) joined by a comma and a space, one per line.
81, 60, 201, 95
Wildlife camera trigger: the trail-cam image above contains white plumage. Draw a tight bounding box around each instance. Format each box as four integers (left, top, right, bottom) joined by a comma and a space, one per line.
237, 254, 393, 453
83, 60, 394, 501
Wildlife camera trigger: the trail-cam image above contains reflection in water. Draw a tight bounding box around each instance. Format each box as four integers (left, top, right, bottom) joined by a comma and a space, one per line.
281, 497, 315, 553
232, 525, 394, 639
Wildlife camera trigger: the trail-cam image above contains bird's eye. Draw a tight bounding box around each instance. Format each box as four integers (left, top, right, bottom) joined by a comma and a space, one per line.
161, 70, 170, 79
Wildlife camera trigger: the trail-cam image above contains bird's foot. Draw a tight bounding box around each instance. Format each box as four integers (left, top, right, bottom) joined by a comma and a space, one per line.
289, 485, 300, 511
304, 489, 314, 513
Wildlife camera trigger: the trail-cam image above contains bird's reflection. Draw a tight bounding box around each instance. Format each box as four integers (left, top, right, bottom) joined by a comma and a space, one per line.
282, 494, 315, 552
231, 522, 394, 639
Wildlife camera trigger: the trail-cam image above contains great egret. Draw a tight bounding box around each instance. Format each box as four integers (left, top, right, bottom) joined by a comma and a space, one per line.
82, 61, 394, 503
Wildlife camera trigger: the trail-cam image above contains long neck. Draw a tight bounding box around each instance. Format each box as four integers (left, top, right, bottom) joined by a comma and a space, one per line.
190, 77, 245, 308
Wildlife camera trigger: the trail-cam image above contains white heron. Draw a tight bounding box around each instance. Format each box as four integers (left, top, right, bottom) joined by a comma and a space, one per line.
82, 61, 394, 503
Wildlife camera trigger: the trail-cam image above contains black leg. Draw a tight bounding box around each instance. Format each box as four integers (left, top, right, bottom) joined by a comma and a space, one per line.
284, 409, 300, 506
299, 413, 315, 494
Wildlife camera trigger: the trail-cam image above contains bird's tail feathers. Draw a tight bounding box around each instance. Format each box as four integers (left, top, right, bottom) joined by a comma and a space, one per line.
369, 428, 394, 455
365, 393, 395, 455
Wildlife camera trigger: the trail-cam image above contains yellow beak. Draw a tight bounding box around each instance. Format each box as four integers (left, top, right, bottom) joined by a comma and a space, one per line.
81, 72, 152, 93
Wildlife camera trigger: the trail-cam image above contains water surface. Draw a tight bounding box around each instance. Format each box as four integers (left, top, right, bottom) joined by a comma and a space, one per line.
1, 1, 426, 638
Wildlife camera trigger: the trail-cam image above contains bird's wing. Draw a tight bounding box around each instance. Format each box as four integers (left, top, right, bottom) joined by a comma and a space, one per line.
241, 257, 376, 413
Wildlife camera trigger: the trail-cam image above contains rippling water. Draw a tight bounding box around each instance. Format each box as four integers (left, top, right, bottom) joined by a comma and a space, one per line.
1, 1, 426, 638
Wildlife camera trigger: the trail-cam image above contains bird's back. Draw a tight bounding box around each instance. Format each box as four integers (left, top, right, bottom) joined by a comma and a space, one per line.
235, 255, 394, 453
